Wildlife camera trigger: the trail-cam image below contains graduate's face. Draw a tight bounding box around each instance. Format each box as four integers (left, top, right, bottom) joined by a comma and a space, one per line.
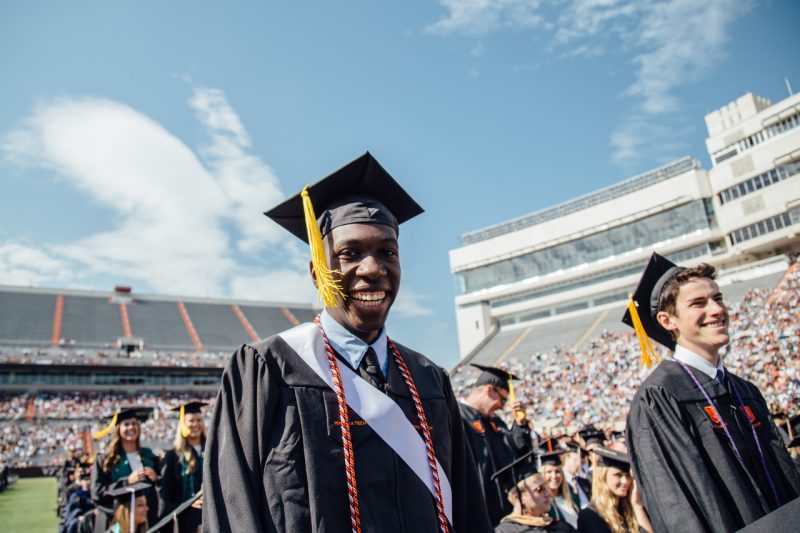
119, 419, 140, 443
542, 464, 564, 491
657, 278, 729, 358
317, 223, 400, 342
604, 467, 632, 498
183, 412, 205, 440
518, 476, 551, 516
134, 495, 148, 526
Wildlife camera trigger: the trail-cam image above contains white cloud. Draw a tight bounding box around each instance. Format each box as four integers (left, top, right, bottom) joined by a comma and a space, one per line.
428, 0, 752, 166
427, 0, 545, 35
0, 90, 304, 301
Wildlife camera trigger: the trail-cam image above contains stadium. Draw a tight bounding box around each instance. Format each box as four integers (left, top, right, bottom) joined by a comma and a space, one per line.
448, 91, 800, 431
1, 91, 798, 532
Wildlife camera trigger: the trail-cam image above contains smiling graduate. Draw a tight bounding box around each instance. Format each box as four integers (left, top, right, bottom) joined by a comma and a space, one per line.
623, 254, 800, 532
202, 152, 491, 533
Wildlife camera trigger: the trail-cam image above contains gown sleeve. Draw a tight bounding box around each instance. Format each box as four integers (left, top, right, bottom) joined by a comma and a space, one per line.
509, 420, 533, 456
443, 370, 494, 533
626, 386, 736, 533
90, 455, 127, 513
158, 451, 179, 519
201, 343, 279, 532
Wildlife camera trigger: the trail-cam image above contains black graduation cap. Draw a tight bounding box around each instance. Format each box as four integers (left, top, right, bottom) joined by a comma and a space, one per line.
578, 428, 605, 448
491, 449, 538, 501
786, 413, 800, 449
622, 252, 683, 352
592, 446, 631, 471
170, 401, 207, 414
94, 407, 154, 439
537, 450, 565, 468
115, 406, 154, 424
470, 363, 520, 392
264, 152, 424, 243
107, 482, 152, 533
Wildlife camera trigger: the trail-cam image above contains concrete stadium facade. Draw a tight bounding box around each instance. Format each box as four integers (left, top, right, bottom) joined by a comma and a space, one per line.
450, 91, 800, 359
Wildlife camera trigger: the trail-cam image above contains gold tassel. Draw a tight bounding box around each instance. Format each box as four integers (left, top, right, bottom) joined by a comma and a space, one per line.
626, 294, 660, 368
180, 405, 191, 438
302, 186, 346, 307
507, 372, 526, 424
93, 412, 118, 439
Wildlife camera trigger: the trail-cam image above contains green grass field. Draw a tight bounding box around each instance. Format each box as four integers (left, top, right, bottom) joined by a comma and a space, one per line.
0, 477, 59, 532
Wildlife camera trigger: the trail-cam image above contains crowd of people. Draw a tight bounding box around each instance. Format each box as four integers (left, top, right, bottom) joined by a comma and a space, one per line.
0, 393, 216, 468
0, 348, 226, 368
1, 266, 797, 473
454, 264, 800, 434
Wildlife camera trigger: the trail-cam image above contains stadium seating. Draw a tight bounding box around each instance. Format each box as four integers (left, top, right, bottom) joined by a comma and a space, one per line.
0, 290, 55, 346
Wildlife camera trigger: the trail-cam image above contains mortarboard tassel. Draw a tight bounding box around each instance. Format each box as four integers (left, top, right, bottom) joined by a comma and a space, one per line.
93, 411, 118, 439
626, 294, 660, 368
301, 186, 346, 307
179, 405, 191, 438
506, 372, 526, 424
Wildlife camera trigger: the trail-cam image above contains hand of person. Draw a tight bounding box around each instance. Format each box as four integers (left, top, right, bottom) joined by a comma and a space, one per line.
142, 467, 158, 482
127, 470, 142, 484
510, 400, 527, 421
631, 479, 642, 506
191, 489, 203, 509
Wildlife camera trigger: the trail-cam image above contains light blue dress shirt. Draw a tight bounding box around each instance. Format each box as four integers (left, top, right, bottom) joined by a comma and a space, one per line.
319, 309, 389, 375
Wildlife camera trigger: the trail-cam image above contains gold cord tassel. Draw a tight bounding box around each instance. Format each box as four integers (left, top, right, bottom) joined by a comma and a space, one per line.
179, 405, 191, 438
302, 186, 346, 307
93, 412, 118, 439
626, 294, 660, 368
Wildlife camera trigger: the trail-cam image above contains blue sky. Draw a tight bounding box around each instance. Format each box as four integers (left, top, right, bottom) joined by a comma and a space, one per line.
1, 0, 798, 367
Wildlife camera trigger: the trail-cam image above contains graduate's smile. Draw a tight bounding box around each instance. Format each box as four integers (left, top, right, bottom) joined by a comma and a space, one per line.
318, 223, 400, 343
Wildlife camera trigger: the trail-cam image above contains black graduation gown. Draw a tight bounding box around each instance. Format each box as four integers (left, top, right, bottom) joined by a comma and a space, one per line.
460, 403, 533, 526
576, 504, 616, 533
90, 449, 160, 533
159, 447, 203, 533
626, 360, 800, 533
202, 333, 492, 533
495, 516, 576, 533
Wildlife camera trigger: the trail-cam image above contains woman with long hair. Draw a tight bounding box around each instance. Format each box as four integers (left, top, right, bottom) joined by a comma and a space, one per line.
576, 448, 651, 533
90, 407, 159, 533
107, 483, 150, 533
158, 401, 207, 533
540, 451, 580, 529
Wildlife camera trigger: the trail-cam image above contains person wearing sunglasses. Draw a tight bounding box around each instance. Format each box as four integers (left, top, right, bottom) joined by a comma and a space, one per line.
461, 364, 535, 527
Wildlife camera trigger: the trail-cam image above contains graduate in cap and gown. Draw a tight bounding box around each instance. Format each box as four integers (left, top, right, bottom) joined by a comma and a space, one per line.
493, 451, 576, 533
202, 152, 491, 532
91, 408, 159, 533
460, 364, 535, 526
106, 482, 151, 533
158, 401, 207, 533
538, 447, 579, 529
623, 254, 800, 532
576, 448, 650, 533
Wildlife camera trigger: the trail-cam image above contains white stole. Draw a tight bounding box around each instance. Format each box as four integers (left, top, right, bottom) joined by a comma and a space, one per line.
279, 322, 453, 524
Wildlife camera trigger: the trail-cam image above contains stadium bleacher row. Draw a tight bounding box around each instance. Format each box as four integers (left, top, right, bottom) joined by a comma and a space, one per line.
0, 286, 318, 354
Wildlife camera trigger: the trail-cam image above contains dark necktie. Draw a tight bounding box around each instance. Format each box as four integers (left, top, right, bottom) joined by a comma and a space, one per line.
360, 347, 385, 389
715, 369, 726, 387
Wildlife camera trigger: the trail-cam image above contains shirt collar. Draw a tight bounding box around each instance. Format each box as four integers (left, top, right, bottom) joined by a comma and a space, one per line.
673, 344, 724, 380
319, 309, 388, 374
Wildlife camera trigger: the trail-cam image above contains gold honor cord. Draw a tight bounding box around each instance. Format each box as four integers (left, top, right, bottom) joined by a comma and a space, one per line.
302, 186, 346, 307
93, 411, 118, 439
179, 405, 191, 438
626, 294, 660, 368
506, 372, 526, 424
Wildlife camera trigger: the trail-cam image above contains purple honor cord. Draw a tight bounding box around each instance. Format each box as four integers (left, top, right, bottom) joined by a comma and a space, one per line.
674, 360, 781, 509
